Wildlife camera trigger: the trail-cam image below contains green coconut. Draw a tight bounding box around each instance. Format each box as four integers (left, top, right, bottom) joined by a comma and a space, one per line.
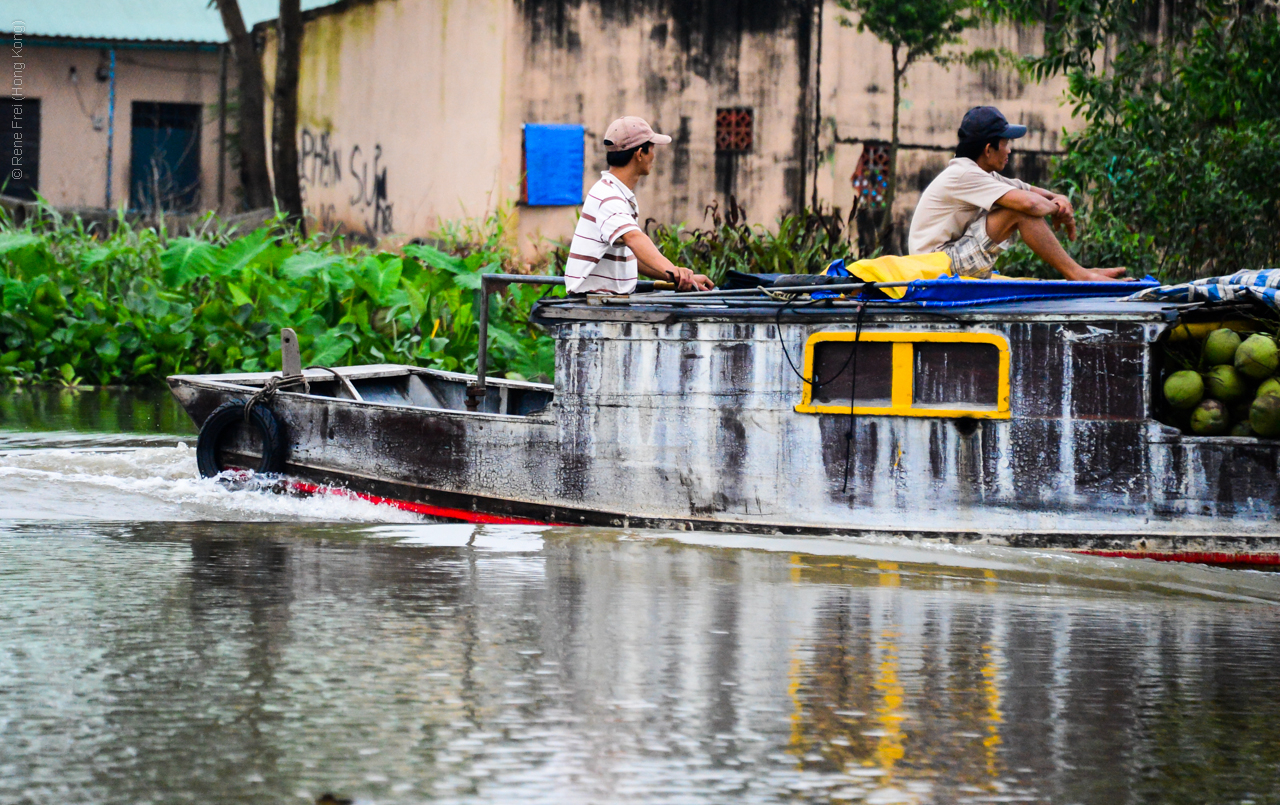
1203, 328, 1243, 366
1162, 370, 1205, 410
1190, 399, 1231, 435
1257, 377, 1280, 399
1230, 421, 1255, 437
1235, 333, 1280, 380
1249, 392, 1280, 438
1204, 364, 1249, 403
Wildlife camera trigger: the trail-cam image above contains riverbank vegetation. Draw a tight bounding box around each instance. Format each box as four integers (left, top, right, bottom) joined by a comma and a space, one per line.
0, 202, 857, 387
993, 0, 1280, 280
646, 198, 851, 279
0, 208, 560, 386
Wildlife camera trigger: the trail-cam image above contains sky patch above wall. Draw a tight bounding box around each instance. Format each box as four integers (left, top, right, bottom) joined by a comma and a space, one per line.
0, 0, 340, 43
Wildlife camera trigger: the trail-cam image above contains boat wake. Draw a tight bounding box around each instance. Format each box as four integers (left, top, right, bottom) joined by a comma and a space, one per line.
3, 431, 1278, 606
0, 439, 421, 523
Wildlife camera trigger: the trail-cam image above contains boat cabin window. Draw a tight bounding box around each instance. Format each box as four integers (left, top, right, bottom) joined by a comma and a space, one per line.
796, 332, 1010, 419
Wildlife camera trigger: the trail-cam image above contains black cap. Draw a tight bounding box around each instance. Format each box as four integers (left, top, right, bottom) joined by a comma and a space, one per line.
957, 106, 1027, 144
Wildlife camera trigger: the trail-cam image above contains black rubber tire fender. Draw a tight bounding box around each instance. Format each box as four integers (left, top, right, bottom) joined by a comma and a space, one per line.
195, 400, 286, 478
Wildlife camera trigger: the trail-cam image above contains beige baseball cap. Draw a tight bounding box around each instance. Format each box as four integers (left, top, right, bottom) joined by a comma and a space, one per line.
603, 116, 672, 152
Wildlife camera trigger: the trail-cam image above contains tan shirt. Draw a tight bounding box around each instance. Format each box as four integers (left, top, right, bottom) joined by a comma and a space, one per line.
908, 158, 1032, 255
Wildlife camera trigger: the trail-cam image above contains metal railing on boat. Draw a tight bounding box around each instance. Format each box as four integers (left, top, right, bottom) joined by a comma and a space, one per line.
465, 274, 917, 410
468, 274, 567, 411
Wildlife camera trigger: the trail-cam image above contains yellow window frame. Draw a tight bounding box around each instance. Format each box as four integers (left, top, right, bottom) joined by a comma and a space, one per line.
795, 331, 1011, 419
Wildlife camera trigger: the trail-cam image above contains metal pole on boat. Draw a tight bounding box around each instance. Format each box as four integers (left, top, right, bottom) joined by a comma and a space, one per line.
467, 274, 566, 412
467, 282, 490, 412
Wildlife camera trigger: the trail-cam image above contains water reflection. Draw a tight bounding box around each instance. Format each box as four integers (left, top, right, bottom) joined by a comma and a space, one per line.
4, 522, 1280, 804
0, 385, 194, 444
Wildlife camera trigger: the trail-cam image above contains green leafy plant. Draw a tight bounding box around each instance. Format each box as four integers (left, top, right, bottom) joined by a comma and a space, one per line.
0, 195, 862, 389
645, 198, 854, 284
0, 203, 562, 387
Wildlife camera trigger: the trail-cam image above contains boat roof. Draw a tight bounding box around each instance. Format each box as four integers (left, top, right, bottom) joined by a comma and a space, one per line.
532, 295, 1189, 326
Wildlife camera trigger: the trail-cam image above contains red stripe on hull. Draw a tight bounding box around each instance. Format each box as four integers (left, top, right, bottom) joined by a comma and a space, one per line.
282, 479, 1280, 567
1076, 549, 1280, 567
288, 481, 553, 526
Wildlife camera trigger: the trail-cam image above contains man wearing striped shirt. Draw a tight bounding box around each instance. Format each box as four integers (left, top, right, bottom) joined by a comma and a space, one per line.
565, 116, 714, 294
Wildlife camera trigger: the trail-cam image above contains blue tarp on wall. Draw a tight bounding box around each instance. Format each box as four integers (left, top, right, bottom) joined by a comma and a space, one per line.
524, 124, 584, 206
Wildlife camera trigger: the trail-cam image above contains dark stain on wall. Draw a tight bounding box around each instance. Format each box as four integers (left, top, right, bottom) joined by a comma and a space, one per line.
1005, 152, 1050, 187
516, 0, 814, 216
670, 116, 691, 186
518, 0, 807, 72
668, 116, 692, 219
644, 72, 668, 110
789, 0, 813, 214
912, 162, 946, 193
715, 151, 739, 198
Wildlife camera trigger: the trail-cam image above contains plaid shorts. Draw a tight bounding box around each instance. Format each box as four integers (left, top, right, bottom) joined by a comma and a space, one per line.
941, 212, 1015, 278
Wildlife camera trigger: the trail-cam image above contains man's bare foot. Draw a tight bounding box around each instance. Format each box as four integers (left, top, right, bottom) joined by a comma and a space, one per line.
1070, 266, 1129, 281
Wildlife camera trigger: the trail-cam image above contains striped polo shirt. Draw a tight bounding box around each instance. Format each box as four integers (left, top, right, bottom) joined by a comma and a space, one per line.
564, 171, 642, 294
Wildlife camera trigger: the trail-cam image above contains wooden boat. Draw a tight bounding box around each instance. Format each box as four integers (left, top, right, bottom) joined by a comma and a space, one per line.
168, 275, 1280, 566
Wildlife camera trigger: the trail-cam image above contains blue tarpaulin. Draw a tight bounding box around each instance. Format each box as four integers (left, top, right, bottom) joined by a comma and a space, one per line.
524, 124, 584, 206
1125, 269, 1280, 311
900, 275, 1159, 307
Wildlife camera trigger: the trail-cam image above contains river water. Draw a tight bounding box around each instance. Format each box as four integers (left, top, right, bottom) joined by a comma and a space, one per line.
2, 387, 1279, 804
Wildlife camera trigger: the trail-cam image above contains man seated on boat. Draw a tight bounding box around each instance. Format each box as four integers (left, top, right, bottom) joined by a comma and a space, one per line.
565, 116, 714, 294
908, 106, 1127, 281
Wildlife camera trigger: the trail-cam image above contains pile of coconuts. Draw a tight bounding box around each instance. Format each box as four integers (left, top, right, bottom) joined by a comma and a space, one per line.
1163, 328, 1280, 436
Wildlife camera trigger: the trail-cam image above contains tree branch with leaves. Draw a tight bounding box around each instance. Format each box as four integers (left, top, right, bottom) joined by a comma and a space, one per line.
835, 0, 983, 252
984, 0, 1280, 280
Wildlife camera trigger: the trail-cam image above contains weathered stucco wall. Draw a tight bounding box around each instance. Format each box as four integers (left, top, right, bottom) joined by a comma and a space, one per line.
22, 44, 232, 211
270, 0, 513, 244
507, 0, 815, 251
814, 5, 1073, 246
280, 0, 1077, 252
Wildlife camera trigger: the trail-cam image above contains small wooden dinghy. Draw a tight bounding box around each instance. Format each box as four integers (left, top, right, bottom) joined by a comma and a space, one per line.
168, 275, 1280, 567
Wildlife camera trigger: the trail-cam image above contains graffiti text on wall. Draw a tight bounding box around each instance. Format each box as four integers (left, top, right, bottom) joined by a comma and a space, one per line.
299, 128, 394, 238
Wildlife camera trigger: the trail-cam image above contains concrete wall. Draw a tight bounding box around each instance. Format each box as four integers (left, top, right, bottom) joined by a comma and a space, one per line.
506, 0, 815, 253
21, 44, 233, 212
815, 7, 1072, 243
268, 0, 513, 244
273, 0, 1076, 253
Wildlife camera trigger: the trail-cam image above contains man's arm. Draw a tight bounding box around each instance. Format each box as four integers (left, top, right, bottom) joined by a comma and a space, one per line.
621, 230, 714, 291
994, 187, 1077, 241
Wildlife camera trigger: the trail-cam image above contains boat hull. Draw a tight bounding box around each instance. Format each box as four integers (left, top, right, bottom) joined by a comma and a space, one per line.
169, 360, 1280, 567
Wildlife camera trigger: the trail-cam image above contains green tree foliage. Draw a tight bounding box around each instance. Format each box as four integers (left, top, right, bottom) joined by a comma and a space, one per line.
990, 0, 1280, 280
0, 208, 559, 387
835, 0, 983, 250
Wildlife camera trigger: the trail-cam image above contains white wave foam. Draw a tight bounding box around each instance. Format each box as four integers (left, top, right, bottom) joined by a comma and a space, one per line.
0, 443, 421, 523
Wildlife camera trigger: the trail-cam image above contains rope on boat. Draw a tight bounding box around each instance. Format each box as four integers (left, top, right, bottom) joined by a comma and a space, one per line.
243, 372, 312, 422
243, 364, 367, 422
763, 288, 801, 302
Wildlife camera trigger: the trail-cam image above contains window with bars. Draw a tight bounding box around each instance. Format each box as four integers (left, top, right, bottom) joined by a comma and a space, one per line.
851, 143, 890, 207
715, 108, 753, 153
795, 331, 1011, 419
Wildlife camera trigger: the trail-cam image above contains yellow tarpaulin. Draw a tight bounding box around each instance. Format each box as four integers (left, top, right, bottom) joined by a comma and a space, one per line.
832, 252, 956, 299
